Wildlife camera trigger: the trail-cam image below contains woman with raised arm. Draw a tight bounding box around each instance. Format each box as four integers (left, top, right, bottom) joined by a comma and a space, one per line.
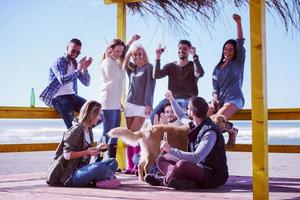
207, 14, 245, 147
98, 35, 140, 159
122, 43, 156, 174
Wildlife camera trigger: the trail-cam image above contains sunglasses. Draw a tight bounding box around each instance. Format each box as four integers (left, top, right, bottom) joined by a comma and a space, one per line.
71, 49, 81, 55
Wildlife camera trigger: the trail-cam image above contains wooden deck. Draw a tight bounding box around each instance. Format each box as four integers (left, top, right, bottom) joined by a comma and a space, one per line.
1, 151, 300, 199
0, 172, 299, 200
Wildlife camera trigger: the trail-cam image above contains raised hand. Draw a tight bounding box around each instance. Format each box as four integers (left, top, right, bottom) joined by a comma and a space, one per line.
233, 13, 243, 39
165, 90, 174, 101
233, 14, 241, 23
127, 34, 141, 46
156, 44, 165, 59
190, 46, 196, 56
131, 34, 141, 41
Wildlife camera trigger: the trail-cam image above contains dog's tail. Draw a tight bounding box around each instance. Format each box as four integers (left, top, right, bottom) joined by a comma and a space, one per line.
107, 127, 142, 146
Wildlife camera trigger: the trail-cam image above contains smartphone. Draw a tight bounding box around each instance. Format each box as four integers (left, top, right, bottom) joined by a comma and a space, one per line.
97, 143, 108, 152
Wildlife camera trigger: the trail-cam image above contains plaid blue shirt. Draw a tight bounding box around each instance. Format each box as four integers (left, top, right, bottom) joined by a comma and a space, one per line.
39, 54, 90, 107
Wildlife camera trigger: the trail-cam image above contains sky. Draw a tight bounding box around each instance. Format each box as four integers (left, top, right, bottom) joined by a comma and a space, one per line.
0, 0, 299, 109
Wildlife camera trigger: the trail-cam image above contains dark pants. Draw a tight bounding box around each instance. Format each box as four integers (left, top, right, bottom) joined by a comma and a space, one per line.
52, 94, 86, 129
150, 97, 190, 124
156, 154, 204, 185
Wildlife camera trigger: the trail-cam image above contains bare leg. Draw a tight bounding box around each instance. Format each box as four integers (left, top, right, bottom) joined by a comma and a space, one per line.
217, 103, 239, 147
207, 104, 216, 117
217, 102, 239, 119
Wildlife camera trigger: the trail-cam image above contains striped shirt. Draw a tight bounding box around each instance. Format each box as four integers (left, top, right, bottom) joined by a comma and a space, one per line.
39, 54, 90, 107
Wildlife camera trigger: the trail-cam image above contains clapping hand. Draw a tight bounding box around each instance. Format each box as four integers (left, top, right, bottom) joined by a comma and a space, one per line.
83, 57, 93, 70
78, 56, 93, 72
78, 56, 87, 71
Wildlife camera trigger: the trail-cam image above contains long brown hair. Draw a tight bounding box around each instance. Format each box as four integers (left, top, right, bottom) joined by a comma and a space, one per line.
101, 39, 126, 65
78, 100, 101, 127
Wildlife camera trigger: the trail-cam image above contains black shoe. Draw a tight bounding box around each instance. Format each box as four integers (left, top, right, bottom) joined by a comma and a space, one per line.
168, 178, 198, 190
144, 174, 164, 186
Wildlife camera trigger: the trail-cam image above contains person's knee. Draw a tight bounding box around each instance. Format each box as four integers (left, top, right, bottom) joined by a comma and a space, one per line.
175, 160, 189, 170
107, 158, 118, 172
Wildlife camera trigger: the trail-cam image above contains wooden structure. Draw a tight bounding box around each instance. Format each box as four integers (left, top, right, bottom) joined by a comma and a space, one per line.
0, 0, 298, 199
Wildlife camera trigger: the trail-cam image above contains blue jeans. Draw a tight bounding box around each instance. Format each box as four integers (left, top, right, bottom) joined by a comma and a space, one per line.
132, 153, 159, 174
71, 158, 118, 187
52, 94, 86, 129
100, 109, 121, 145
150, 97, 190, 124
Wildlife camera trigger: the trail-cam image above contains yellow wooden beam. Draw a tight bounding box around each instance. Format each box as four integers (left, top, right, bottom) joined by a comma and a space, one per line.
1, 143, 299, 153
2, 107, 300, 120
250, 0, 269, 199
104, 0, 144, 4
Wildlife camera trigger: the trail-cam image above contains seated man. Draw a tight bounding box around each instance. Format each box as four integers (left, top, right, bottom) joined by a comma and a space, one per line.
133, 102, 182, 175
145, 91, 228, 190
150, 40, 205, 124
39, 38, 93, 128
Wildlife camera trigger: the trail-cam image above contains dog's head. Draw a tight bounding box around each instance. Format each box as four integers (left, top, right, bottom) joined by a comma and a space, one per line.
210, 114, 233, 132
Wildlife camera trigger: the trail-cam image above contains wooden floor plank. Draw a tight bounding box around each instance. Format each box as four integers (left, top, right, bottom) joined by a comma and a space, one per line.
0, 173, 299, 200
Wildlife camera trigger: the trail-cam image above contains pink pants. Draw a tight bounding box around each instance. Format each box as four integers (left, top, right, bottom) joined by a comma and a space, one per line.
126, 145, 140, 171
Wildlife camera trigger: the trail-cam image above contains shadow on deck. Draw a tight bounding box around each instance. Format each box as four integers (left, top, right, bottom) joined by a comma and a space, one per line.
0, 172, 299, 200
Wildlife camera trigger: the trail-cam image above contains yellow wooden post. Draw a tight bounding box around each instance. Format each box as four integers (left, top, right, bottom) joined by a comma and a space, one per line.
249, 0, 269, 199
115, 0, 127, 170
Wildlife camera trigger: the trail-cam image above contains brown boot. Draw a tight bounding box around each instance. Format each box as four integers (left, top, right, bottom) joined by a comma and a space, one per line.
107, 144, 117, 158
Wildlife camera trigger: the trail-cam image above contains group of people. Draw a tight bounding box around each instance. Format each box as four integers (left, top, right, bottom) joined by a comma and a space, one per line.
42, 14, 245, 190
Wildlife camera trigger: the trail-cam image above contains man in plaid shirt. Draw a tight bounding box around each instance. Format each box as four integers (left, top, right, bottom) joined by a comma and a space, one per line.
40, 38, 93, 128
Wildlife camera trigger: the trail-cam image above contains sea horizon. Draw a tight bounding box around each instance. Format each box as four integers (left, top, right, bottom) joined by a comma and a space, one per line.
0, 119, 300, 145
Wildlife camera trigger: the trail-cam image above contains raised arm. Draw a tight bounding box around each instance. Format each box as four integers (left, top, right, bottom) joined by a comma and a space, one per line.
127, 34, 140, 47
233, 14, 243, 39
165, 90, 187, 120
190, 46, 204, 78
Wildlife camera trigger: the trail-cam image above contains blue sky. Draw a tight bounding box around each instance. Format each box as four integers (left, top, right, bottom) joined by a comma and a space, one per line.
0, 0, 299, 109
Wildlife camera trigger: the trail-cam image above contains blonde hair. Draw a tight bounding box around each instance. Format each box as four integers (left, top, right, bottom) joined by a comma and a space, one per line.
78, 100, 101, 126
101, 39, 126, 65
123, 43, 149, 70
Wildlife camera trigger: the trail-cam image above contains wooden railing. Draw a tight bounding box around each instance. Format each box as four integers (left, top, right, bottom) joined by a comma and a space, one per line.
0, 106, 300, 153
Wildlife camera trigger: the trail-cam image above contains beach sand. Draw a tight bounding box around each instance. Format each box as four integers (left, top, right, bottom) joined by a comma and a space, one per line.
0, 151, 299, 178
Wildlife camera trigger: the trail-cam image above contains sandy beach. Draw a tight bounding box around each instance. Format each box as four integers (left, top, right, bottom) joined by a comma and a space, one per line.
0, 151, 299, 178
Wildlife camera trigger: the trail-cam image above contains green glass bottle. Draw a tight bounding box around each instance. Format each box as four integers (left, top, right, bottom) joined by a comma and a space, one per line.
30, 88, 35, 107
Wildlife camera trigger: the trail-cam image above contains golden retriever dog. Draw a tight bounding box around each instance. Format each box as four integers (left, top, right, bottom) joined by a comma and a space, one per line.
210, 114, 233, 132
108, 114, 235, 180
210, 114, 237, 147
107, 124, 189, 181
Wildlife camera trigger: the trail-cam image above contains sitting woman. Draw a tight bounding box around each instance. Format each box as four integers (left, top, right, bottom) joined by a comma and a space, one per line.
207, 14, 245, 147
46, 100, 120, 188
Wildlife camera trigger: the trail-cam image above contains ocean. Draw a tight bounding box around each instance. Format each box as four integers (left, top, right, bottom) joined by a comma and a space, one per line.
0, 119, 300, 145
